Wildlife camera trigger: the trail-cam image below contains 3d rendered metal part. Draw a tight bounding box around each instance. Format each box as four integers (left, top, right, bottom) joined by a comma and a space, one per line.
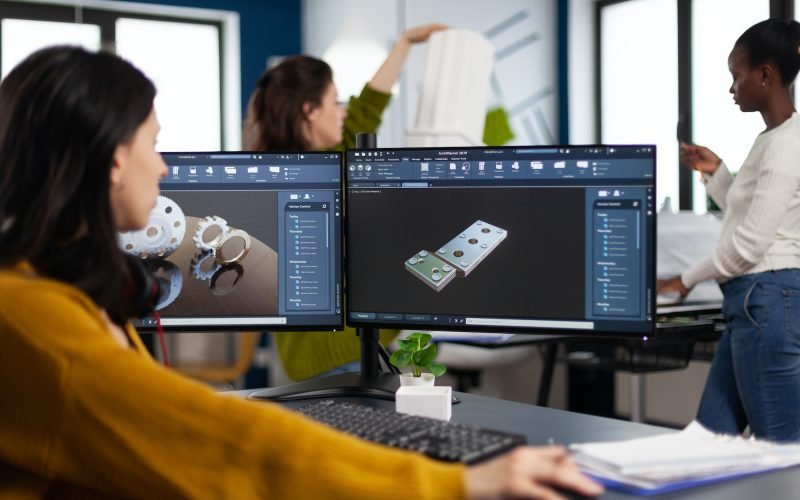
192, 216, 252, 265
118, 195, 187, 259
435, 220, 507, 277
193, 216, 229, 252
404, 250, 457, 292
145, 260, 183, 310
216, 229, 251, 264
190, 249, 221, 281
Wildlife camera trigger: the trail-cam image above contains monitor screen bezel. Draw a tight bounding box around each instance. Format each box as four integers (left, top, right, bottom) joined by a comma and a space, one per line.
343, 144, 657, 339
133, 150, 345, 333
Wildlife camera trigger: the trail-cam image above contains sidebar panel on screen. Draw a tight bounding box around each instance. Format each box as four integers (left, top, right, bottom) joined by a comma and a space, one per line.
591, 196, 644, 318
278, 195, 334, 314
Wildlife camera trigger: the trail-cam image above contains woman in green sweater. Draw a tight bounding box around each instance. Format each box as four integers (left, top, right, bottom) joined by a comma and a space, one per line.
244, 24, 445, 380
0, 45, 602, 499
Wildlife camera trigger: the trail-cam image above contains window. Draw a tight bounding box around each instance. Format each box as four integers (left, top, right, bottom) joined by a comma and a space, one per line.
691, 0, 768, 212
599, 0, 678, 212
0, 1, 239, 151
116, 18, 222, 151
598, 0, 792, 212
1, 19, 100, 78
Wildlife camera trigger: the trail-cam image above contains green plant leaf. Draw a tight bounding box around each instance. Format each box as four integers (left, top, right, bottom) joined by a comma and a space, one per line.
389, 350, 411, 368
412, 344, 437, 367
416, 333, 433, 346
428, 361, 447, 377
397, 338, 417, 351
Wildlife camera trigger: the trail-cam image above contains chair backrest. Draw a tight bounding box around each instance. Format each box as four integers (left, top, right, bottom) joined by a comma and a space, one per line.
174, 332, 261, 383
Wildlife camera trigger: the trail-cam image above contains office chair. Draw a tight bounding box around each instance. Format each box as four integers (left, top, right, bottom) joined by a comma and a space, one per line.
173, 332, 262, 386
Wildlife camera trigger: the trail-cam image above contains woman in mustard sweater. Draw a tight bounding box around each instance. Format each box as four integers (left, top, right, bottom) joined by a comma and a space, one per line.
243, 25, 446, 381
0, 46, 601, 499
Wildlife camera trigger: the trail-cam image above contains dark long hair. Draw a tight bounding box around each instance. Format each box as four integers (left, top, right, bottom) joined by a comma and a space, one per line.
0, 46, 156, 322
736, 19, 800, 86
243, 55, 333, 151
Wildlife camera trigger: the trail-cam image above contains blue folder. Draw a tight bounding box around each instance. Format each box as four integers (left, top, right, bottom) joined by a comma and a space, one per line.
589, 467, 788, 496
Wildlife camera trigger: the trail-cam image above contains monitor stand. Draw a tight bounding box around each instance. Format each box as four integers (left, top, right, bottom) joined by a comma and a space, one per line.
250, 135, 455, 403
247, 328, 400, 401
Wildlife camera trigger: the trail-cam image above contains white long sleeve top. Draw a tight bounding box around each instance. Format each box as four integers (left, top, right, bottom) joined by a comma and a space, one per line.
682, 112, 800, 288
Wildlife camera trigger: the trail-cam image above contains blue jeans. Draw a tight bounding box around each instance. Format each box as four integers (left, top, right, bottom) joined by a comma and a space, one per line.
697, 269, 800, 442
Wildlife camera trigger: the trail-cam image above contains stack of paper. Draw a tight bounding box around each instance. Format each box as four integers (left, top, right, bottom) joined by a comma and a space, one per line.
570, 422, 800, 495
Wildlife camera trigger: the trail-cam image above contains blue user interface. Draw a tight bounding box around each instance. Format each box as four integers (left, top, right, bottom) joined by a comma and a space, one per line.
344, 145, 656, 337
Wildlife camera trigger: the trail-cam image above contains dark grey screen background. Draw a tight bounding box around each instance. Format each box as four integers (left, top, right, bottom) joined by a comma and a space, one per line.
346, 187, 585, 319
163, 190, 277, 250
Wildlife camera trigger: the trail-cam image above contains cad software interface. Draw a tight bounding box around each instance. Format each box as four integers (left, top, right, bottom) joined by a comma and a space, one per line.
345, 146, 656, 335
121, 152, 342, 330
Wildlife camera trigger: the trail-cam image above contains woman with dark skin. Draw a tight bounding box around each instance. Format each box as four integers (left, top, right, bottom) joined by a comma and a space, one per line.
658, 19, 800, 442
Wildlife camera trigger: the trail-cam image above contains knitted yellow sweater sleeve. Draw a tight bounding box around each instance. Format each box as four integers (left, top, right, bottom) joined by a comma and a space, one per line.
0, 268, 465, 499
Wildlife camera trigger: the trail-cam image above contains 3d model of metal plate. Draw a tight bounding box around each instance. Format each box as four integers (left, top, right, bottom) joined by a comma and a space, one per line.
435, 220, 507, 277
404, 250, 457, 292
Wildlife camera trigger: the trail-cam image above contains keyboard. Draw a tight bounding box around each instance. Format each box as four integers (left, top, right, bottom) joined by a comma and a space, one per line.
297, 399, 526, 464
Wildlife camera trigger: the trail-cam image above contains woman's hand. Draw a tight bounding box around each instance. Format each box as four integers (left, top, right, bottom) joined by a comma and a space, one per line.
656, 276, 692, 299
402, 23, 449, 44
369, 23, 449, 94
679, 142, 721, 175
465, 446, 604, 499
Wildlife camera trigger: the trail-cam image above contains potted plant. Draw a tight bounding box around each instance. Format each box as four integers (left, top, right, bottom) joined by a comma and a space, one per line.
390, 332, 447, 386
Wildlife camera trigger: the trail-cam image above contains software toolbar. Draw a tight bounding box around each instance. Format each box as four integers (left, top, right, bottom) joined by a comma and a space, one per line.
347, 148, 653, 184
161, 153, 340, 185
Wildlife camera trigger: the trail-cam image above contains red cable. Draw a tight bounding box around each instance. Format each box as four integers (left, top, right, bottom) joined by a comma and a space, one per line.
151, 311, 170, 367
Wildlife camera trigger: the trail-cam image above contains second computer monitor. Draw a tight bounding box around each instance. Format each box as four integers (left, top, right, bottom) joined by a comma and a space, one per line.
345, 145, 656, 337
121, 151, 343, 331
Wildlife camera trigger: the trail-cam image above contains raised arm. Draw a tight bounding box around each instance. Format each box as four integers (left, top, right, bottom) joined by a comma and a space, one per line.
679, 142, 733, 210
367, 23, 448, 94
682, 137, 800, 287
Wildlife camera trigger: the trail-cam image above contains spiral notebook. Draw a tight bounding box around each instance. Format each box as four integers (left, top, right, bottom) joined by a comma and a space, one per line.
570, 422, 800, 496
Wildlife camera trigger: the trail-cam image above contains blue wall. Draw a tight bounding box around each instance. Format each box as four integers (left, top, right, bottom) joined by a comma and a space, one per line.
134, 0, 302, 115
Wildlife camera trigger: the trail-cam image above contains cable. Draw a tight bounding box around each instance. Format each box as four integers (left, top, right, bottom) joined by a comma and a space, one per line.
151, 311, 170, 367
378, 344, 400, 374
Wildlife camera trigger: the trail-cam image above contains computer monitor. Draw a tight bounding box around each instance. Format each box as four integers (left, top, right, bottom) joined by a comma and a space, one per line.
344, 145, 656, 338
120, 151, 343, 332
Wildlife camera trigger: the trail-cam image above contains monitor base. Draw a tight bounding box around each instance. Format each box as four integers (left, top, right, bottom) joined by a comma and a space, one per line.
247, 372, 399, 401
247, 372, 459, 403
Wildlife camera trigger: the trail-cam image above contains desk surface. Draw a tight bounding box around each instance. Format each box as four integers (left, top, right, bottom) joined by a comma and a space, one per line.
239, 389, 800, 499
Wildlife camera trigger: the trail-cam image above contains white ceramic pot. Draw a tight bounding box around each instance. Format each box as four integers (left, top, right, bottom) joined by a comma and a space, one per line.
399, 373, 436, 387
